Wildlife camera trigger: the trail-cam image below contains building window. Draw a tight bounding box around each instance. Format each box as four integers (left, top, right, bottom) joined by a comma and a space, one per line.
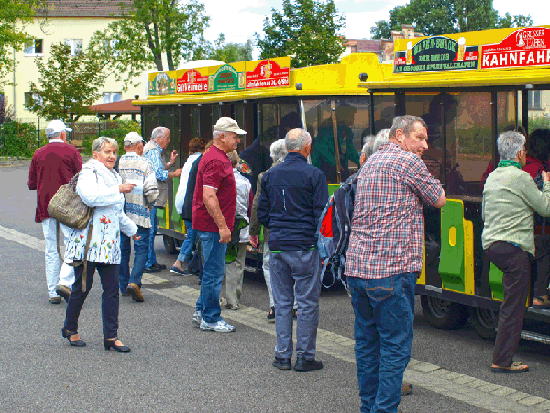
24, 39, 43, 56
529, 90, 542, 109
24, 92, 43, 108
64, 39, 83, 55
103, 92, 122, 104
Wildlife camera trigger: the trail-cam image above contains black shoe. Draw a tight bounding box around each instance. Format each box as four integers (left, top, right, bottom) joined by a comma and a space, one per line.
61, 328, 86, 347
294, 358, 323, 372
152, 263, 166, 270
104, 338, 131, 353
49, 297, 61, 304
144, 266, 161, 273
272, 357, 291, 370
267, 306, 275, 322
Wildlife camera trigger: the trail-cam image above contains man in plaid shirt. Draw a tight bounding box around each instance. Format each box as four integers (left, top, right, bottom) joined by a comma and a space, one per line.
347, 115, 446, 413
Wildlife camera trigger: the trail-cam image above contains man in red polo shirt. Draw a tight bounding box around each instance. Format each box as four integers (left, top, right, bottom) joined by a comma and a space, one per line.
28, 120, 82, 304
191, 117, 244, 333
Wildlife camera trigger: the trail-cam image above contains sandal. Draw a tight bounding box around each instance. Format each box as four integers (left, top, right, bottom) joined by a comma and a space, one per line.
491, 361, 529, 373
533, 296, 550, 308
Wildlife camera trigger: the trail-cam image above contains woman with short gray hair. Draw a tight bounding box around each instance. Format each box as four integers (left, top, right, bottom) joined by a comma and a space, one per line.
61, 137, 139, 353
482, 130, 550, 373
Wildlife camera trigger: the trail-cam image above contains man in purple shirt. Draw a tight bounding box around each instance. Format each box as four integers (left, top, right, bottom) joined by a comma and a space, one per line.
28, 120, 82, 304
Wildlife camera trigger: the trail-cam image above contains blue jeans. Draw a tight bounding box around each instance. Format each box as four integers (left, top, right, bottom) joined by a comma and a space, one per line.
177, 219, 196, 263
195, 231, 227, 323
119, 226, 150, 293
270, 249, 321, 360
348, 273, 416, 413
146, 207, 158, 268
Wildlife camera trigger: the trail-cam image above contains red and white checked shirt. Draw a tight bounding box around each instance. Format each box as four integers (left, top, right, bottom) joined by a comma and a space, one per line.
346, 142, 444, 280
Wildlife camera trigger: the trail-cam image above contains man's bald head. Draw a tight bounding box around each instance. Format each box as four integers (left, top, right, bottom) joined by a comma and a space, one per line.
285, 128, 311, 151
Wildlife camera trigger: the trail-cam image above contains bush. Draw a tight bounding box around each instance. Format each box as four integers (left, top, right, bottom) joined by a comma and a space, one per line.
81, 120, 141, 154
0, 120, 40, 158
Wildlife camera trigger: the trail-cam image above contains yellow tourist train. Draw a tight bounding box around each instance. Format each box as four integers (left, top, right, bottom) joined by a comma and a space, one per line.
134, 25, 550, 344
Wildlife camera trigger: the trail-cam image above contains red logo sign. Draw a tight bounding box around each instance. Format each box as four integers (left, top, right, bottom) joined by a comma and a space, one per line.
482, 27, 550, 69
246, 60, 290, 89
176, 69, 208, 93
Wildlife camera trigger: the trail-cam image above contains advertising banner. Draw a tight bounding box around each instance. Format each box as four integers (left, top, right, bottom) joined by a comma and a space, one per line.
148, 71, 176, 96
394, 35, 478, 73
481, 27, 550, 69
176, 69, 208, 93
209, 64, 246, 92
246, 59, 290, 89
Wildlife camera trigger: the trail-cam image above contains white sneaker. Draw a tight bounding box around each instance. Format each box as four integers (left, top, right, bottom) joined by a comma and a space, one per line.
192, 310, 202, 326
199, 319, 236, 333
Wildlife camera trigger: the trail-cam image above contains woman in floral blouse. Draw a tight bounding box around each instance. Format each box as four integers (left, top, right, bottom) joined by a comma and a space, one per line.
61, 137, 139, 352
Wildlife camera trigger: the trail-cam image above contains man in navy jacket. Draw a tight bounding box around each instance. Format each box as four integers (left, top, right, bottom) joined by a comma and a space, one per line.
258, 128, 328, 371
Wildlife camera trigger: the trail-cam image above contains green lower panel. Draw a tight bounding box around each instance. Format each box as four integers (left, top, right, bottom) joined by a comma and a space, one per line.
438, 200, 466, 293
157, 206, 167, 229
488, 262, 504, 301
171, 177, 183, 232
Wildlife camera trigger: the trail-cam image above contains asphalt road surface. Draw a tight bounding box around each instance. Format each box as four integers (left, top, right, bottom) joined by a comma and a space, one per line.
2, 161, 550, 413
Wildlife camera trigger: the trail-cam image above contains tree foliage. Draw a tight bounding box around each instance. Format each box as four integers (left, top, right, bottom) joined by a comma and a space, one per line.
370, 0, 533, 38
206, 34, 253, 63
0, 0, 46, 87
88, 0, 209, 89
256, 0, 346, 68
27, 43, 107, 121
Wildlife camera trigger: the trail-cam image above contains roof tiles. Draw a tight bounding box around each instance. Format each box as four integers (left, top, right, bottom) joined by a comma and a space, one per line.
38, 1, 133, 17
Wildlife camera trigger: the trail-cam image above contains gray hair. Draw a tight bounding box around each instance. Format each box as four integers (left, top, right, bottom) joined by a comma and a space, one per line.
373, 129, 390, 153
48, 132, 61, 140
92, 136, 119, 152
213, 130, 224, 140
151, 126, 169, 141
270, 139, 288, 163
361, 136, 376, 159
498, 131, 525, 161
285, 128, 311, 151
389, 116, 427, 139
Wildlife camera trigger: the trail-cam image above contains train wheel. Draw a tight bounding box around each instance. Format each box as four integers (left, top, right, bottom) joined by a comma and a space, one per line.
163, 235, 177, 255
469, 307, 498, 341
420, 295, 469, 330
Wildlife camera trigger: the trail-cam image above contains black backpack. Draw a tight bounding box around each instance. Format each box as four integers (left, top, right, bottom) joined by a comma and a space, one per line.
316, 170, 359, 289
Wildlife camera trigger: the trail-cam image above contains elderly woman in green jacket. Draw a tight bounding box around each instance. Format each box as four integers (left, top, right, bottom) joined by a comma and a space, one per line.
482, 130, 550, 373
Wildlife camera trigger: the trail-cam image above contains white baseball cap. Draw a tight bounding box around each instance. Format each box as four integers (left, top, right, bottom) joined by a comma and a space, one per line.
214, 117, 247, 135
45, 119, 72, 136
124, 131, 144, 146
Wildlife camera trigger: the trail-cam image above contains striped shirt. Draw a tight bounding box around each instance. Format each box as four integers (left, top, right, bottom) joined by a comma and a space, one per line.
118, 152, 159, 228
346, 142, 443, 279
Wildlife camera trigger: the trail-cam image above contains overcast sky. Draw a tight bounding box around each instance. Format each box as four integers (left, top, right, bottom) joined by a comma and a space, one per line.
202, 0, 543, 50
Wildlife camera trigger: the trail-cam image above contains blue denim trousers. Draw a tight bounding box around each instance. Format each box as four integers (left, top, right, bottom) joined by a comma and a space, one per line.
146, 207, 158, 267
195, 230, 227, 323
177, 219, 196, 263
348, 272, 417, 413
270, 249, 321, 360
119, 226, 150, 293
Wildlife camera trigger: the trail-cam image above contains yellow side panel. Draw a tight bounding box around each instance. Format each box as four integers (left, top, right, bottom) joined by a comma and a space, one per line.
463, 218, 475, 295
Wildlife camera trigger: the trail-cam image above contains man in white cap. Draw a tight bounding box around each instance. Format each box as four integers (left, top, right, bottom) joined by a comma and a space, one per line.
28, 120, 81, 304
192, 117, 245, 333
118, 132, 159, 302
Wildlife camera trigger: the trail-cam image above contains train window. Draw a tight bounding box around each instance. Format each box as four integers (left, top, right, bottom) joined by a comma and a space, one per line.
373, 94, 395, 132
405, 93, 445, 183
235, 104, 246, 152
303, 99, 334, 181
191, 106, 200, 140
445, 92, 492, 198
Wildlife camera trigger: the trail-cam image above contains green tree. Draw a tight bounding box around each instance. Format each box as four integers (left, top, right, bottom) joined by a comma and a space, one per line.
371, 0, 532, 37
0, 0, 45, 85
256, 0, 346, 68
207, 34, 253, 63
370, 21, 392, 40
88, 0, 210, 89
27, 43, 107, 121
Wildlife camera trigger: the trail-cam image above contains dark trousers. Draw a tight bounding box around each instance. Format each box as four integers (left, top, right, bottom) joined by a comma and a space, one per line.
64, 262, 120, 339
534, 234, 550, 297
486, 242, 533, 367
